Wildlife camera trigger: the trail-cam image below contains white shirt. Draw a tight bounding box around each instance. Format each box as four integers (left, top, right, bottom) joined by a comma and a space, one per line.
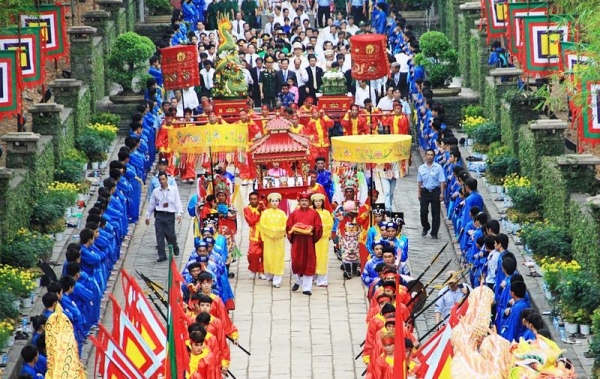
377, 95, 395, 111
147, 185, 184, 217
247, 53, 259, 68
342, 53, 352, 72
273, 13, 285, 27
182, 86, 200, 110
200, 67, 215, 89
232, 20, 246, 40
346, 24, 359, 35
297, 13, 310, 24
264, 22, 273, 35
354, 85, 377, 108
291, 65, 307, 86
486, 250, 500, 285
395, 52, 411, 73
243, 68, 253, 85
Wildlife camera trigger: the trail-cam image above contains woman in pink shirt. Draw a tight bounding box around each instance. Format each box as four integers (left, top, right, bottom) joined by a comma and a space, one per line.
288, 78, 299, 104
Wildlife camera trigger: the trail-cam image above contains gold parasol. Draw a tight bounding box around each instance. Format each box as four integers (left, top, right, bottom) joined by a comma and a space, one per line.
331, 135, 412, 163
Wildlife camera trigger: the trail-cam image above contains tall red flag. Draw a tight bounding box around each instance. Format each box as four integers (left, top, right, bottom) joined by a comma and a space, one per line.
165, 257, 191, 378
393, 275, 407, 379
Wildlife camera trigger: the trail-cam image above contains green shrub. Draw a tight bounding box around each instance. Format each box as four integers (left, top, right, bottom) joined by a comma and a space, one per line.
107, 32, 156, 94
0, 228, 54, 268
462, 105, 484, 118
472, 122, 501, 145
557, 269, 600, 324
76, 129, 109, 162
487, 152, 520, 179
519, 223, 573, 261
414, 32, 460, 88
507, 186, 542, 214
91, 113, 120, 128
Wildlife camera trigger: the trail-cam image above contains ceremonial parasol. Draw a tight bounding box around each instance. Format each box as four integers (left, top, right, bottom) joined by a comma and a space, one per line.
331, 134, 412, 164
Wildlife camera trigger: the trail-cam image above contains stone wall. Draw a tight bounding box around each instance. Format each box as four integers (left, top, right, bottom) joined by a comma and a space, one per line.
0, 134, 55, 244
49, 79, 92, 137
30, 104, 75, 166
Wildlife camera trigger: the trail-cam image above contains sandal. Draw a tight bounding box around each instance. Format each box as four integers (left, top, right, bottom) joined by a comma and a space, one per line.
561, 337, 581, 344
527, 271, 542, 277
584, 350, 595, 359
571, 332, 586, 339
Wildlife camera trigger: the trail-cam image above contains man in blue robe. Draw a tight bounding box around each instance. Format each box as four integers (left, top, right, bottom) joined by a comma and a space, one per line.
500, 280, 531, 342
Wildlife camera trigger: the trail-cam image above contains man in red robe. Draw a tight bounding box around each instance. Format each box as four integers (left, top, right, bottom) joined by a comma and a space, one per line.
189, 329, 223, 379
341, 104, 369, 135
305, 106, 333, 167
286, 191, 323, 296
243, 191, 265, 278
176, 109, 197, 183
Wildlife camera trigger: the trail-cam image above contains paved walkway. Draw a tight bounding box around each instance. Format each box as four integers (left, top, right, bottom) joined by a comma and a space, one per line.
93, 149, 462, 379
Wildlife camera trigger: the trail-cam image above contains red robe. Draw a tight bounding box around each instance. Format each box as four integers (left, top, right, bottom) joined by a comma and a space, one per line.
383, 114, 410, 135
360, 107, 383, 133
305, 116, 333, 167
366, 353, 394, 379
364, 304, 409, 363
208, 293, 238, 340
243, 205, 264, 273
286, 207, 323, 276
239, 119, 262, 179
189, 347, 222, 379
206, 315, 231, 367
341, 114, 368, 135
357, 203, 372, 269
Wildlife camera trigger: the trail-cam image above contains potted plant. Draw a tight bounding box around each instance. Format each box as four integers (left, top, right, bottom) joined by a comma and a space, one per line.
472, 121, 501, 146
413, 31, 460, 89
519, 223, 573, 261
0, 319, 15, 351
460, 114, 487, 144
486, 151, 520, 189
107, 32, 156, 97
86, 123, 118, 149
539, 257, 580, 294
47, 181, 79, 209
76, 131, 109, 167
91, 113, 121, 129
0, 229, 54, 268
558, 269, 600, 335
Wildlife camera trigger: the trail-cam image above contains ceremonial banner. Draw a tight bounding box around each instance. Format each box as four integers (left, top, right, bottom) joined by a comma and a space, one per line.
109, 295, 163, 379
161, 45, 200, 91
349, 34, 390, 80
121, 270, 167, 361
560, 41, 589, 78
580, 80, 600, 145
0, 50, 21, 118
20, 3, 68, 59
506, 2, 548, 58
485, 0, 508, 41
520, 15, 574, 77
167, 123, 248, 154
90, 324, 146, 379
165, 258, 190, 379
331, 135, 412, 164
0, 26, 45, 87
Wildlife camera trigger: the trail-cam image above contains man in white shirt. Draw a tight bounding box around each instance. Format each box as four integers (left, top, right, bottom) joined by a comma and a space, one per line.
232, 12, 247, 40
354, 80, 377, 108
377, 87, 395, 111
291, 57, 307, 87
200, 60, 215, 94
339, 44, 352, 72
146, 172, 184, 262
295, 5, 310, 24
246, 44, 259, 68
273, 6, 285, 27
345, 16, 359, 35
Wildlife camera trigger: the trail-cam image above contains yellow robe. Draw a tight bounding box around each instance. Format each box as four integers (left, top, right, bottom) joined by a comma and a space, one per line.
46, 303, 86, 379
315, 208, 334, 275
258, 207, 288, 276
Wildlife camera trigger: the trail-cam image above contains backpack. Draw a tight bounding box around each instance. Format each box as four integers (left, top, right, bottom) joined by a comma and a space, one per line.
496, 49, 509, 68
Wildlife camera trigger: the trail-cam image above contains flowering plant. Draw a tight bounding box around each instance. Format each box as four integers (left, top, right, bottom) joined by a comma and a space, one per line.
540, 257, 581, 292
0, 264, 37, 297
0, 319, 15, 349
55, 149, 86, 184
503, 173, 532, 190
63, 148, 88, 165
460, 115, 487, 137
47, 181, 79, 208
0, 228, 54, 268
87, 122, 118, 142
557, 269, 600, 324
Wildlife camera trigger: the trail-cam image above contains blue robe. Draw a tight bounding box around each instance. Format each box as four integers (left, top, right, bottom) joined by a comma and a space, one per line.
362, 256, 383, 287
79, 271, 102, 327
365, 226, 383, 256
316, 169, 334, 201
124, 164, 142, 224
459, 191, 484, 232
20, 363, 40, 378
72, 281, 95, 333
500, 297, 531, 342
148, 67, 163, 88
35, 353, 47, 376
80, 244, 106, 292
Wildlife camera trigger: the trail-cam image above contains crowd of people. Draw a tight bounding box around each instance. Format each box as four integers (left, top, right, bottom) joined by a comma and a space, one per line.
13, 0, 561, 377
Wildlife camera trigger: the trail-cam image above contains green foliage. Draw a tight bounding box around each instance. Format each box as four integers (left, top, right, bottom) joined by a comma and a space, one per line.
539, 157, 568, 227
517, 127, 539, 183
0, 0, 35, 28
147, 0, 171, 15
462, 105, 484, 118
486, 151, 520, 179
91, 113, 121, 128
507, 186, 542, 214
0, 292, 18, 320
29, 195, 65, 234
107, 32, 156, 94
568, 201, 600, 277
415, 32, 460, 88
1, 229, 54, 268
54, 149, 86, 184
472, 122, 501, 145
557, 269, 600, 324
591, 308, 600, 367
559, 165, 598, 195
469, 34, 481, 93
75, 129, 110, 162
520, 222, 573, 261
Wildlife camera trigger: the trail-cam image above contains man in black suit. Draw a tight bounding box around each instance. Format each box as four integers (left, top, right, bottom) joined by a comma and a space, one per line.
275, 57, 297, 92
249, 56, 264, 107
386, 62, 402, 91
302, 54, 323, 105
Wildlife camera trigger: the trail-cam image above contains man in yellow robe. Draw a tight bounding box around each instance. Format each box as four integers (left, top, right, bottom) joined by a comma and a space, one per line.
311, 193, 334, 287
257, 192, 288, 288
